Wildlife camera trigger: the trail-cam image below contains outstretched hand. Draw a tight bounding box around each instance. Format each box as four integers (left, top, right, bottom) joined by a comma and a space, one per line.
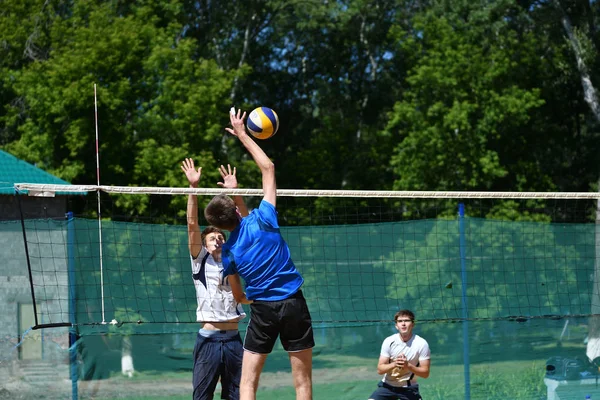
217, 164, 238, 189
181, 158, 202, 187
225, 108, 247, 137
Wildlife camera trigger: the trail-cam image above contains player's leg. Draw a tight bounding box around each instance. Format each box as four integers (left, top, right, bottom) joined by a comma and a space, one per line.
289, 348, 312, 400
241, 301, 280, 400
368, 382, 399, 400
193, 332, 221, 400
240, 350, 268, 400
221, 332, 244, 400
279, 290, 315, 400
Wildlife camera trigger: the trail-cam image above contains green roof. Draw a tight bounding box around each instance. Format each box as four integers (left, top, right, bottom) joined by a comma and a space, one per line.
0, 150, 72, 195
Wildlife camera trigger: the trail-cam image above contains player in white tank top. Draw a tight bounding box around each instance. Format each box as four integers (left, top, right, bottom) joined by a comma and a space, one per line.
182, 159, 252, 400
191, 230, 246, 323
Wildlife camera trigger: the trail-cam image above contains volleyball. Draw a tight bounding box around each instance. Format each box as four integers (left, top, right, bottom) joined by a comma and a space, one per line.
246, 107, 279, 139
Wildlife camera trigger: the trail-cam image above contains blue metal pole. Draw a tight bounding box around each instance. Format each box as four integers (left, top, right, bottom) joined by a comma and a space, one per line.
458, 203, 470, 400
67, 212, 78, 400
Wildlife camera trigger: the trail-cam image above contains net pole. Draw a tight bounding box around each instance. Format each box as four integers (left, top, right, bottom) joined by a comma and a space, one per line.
459, 203, 471, 400
15, 191, 40, 327
94, 84, 106, 324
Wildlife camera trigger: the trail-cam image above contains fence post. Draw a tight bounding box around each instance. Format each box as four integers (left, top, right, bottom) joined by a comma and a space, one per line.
459, 203, 470, 400
67, 211, 78, 400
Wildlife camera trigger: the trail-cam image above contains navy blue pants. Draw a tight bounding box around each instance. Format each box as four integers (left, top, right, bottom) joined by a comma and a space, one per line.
192, 331, 243, 400
368, 381, 422, 400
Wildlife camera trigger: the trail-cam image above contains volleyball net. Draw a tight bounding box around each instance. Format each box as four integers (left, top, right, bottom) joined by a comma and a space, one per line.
2, 183, 600, 399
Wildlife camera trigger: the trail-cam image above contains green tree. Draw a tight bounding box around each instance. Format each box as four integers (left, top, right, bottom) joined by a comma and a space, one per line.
1, 1, 244, 217
387, 1, 546, 194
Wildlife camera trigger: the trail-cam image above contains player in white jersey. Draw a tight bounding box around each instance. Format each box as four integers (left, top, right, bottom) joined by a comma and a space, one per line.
368, 309, 431, 400
182, 158, 252, 400
191, 226, 246, 323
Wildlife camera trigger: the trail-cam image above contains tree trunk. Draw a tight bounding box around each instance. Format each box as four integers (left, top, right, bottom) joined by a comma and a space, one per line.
229, 15, 255, 102
341, 15, 379, 188
587, 192, 600, 363
553, 0, 600, 363
121, 336, 134, 377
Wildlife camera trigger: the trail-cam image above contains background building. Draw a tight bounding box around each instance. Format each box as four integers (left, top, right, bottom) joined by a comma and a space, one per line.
0, 149, 72, 386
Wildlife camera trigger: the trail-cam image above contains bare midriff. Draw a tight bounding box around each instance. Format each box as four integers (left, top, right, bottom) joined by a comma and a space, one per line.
201, 321, 239, 331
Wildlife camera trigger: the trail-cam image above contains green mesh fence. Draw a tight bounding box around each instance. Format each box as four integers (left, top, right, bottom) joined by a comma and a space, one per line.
1, 214, 598, 399
66, 217, 593, 332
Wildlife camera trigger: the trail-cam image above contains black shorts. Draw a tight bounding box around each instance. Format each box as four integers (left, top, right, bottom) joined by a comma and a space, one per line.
369, 381, 421, 400
244, 290, 314, 353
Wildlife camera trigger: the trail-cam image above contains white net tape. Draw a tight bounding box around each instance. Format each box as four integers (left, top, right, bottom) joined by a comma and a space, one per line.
13, 183, 600, 199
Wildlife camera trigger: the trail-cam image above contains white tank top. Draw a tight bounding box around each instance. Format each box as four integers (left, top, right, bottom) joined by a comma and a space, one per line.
191, 248, 246, 322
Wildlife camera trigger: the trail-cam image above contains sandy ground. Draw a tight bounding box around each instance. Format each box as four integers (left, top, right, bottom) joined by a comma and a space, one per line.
0, 366, 378, 399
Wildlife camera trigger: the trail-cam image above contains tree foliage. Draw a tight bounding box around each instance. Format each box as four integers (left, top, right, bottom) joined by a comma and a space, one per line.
1, 0, 599, 219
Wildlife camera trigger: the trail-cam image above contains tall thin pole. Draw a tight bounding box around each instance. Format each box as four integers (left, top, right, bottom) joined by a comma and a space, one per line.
94, 84, 106, 324
67, 211, 78, 400
15, 191, 39, 327
458, 203, 470, 400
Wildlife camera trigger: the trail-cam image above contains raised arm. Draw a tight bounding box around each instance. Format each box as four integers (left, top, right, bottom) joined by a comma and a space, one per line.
225, 109, 276, 207
217, 164, 249, 217
181, 158, 202, 258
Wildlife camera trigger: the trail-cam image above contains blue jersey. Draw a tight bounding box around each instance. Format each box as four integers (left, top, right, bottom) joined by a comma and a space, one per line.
221, 200, 303, 301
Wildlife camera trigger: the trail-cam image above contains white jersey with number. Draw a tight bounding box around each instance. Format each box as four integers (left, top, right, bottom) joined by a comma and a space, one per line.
380, 333, 430, 387
192, 247, 246, 322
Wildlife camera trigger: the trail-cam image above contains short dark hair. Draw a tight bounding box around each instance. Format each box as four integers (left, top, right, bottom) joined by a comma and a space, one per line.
204, 195, 238, 230
201, 226, 226, 246
394, 309, 415, 322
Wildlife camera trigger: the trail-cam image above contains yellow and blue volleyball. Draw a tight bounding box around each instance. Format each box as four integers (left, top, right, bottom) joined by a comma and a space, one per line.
246, 107, 279, 139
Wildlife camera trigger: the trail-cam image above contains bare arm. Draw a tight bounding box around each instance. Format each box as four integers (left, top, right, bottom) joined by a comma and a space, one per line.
233, 196, 249, 217
225, 109, 276, 207
229, 273, 253, 304
217, 164, 249, 217
404, 358, 430, 379
377, 355, 403, 375
181, 158, 202, 258
386, 354, 431, 379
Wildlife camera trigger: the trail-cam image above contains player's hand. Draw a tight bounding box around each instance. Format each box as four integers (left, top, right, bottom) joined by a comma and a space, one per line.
394, 354, 407, 369
217, 164, 238, 189
181, 158, 201, 187
225, 108, 247, 137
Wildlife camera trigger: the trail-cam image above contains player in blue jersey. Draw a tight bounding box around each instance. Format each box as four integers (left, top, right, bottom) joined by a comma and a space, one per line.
203, 109, 314, 400
182, 159, 252, 400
